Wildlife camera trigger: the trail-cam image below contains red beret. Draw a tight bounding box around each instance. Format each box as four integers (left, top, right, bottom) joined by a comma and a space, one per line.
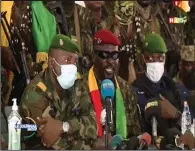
93, 29, 120, 46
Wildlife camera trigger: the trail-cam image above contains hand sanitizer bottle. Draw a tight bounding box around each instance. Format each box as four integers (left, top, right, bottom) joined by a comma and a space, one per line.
191, 119, 195, 136
8, 98, 22, 150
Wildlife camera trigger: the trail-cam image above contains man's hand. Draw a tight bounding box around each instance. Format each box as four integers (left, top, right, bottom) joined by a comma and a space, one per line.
94, 133, 112, 149
0, 135, 8, 150
177, 131, 195, 150
37, 116, 63, 148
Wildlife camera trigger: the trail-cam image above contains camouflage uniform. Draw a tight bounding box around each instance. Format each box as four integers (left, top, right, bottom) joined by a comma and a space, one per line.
114, 1, 161, 81
1, 66, 9, 105
184, 13, 195, 46
63, 2, 95, 56
19, 69, 97, 149
157, 3, 186, 50
10, 2, 36, 78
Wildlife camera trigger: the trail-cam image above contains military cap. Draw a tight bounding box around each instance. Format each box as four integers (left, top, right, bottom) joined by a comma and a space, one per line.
50, 34, 80, 53
93, 29, 120, 51
144, 33, 168, 54
181, 45, 195, 61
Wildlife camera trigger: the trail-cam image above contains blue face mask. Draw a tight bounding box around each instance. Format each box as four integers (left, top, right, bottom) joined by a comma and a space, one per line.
53, 58, 77, 89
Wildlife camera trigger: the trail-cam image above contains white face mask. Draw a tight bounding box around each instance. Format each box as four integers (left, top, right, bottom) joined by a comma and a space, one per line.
146, 62, 165, 83
53, 58, 77, 89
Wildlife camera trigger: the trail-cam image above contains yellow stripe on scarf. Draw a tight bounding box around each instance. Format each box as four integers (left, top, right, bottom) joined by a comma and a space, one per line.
88, 67, 99, 91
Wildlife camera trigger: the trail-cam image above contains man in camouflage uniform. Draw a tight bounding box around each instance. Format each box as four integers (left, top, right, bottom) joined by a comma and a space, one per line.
114, 0, 161, 83
184, 1, 195, 46
86, 29, 141, 149
174, 45, 195, 119
19, 34, 97, 149
156, 0, 186, 78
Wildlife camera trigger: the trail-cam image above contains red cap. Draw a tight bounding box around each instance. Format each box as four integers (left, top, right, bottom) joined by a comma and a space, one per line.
93, 29, 120, 46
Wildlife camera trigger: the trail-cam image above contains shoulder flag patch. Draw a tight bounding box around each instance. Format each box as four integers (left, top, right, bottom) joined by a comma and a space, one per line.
37, 82, 47, 92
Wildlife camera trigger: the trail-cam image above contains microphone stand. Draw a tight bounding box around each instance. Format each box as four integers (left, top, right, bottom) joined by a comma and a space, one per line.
152, 117, 157, 145
104, 98, 113, 150
105, 120, 109, 150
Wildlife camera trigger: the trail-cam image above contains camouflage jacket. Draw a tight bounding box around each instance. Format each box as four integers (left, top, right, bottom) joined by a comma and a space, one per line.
156, 3, 186, 51
19, 69, 97, 149
63, 3, 95, 57
114, 1, 161, 80
83, 70, 141, 138
184, 13, 195, 45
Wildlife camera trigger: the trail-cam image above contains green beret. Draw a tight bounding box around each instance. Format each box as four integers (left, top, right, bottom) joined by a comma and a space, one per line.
50, 34, 80, 53
144, 33, 168, 54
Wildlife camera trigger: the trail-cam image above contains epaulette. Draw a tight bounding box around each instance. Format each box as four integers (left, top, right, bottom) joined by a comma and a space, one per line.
77, 72, 81, 80
36, 81, 47, 92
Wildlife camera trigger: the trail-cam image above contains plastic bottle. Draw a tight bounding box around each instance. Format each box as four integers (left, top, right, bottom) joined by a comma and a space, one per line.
8, 98, 22, 150
181, 101, 191, 134
191, 119, 195, 136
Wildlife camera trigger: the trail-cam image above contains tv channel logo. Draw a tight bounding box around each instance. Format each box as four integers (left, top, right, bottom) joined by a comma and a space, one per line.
15, 117, 37, 139
168, 17, 187, 24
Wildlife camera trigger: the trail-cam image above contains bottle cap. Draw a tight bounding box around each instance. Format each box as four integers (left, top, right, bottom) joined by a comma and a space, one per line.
184, 101, 188, 106
12, 98, 18, 111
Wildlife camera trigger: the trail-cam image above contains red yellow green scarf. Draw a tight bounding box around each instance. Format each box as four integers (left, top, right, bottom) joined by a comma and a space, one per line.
88, 67, 127, 138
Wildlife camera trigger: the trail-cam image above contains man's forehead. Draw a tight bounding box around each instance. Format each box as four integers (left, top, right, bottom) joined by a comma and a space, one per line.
183, 60, 195, 64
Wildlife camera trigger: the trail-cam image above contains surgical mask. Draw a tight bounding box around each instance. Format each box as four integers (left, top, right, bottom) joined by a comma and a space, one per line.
53, 58, 77, 89
146, 62, 165, 83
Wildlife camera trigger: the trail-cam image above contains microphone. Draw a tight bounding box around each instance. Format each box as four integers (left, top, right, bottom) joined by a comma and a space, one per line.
101, 79, 115, 128
125, 136, 140, 150
138, 132, 152, 150
144, 99, 161, 141
110, 134, 123, 150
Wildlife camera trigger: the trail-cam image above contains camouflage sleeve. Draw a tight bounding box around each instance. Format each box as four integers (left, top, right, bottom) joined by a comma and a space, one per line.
19, 83, 49, 124
67, 88, 97, 140
126, 85, 142, 137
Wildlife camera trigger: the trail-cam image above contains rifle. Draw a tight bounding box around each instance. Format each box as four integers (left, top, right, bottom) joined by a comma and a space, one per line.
46, 1, 69, 36
1, 11, 30, 85
156, 5, 183, 51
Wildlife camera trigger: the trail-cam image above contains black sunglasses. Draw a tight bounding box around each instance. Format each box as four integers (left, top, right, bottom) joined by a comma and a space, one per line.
95, 51, 119, 60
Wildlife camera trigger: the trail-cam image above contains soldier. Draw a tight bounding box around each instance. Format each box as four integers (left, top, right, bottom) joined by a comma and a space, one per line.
132, 33, 184, 146
184, 1, 195, 46
174, 45, 195, 119
19, 34, 97, 149
157, 0, 186, 78
114, 0, 160, 83
85, 29, 141, 149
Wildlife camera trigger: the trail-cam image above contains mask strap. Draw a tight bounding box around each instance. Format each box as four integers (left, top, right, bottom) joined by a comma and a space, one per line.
53, 69, 58, 77
53, 58, 61, 66
52, 58, 60, 76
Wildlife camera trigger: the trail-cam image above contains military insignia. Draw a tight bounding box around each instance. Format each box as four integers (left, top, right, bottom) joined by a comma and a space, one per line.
37, 82, 47, 92
94, 37, 102, 44
145, 42, 148, 46
59, 39, 63, 46
77, 73, 81, 79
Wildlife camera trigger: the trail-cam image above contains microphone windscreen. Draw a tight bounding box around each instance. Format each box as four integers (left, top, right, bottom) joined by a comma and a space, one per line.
110, 134, 123, 149
126, 136, 139, 150
101, 79, 115, 102
140, 132, 152, 145
144, 99, 161, 123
